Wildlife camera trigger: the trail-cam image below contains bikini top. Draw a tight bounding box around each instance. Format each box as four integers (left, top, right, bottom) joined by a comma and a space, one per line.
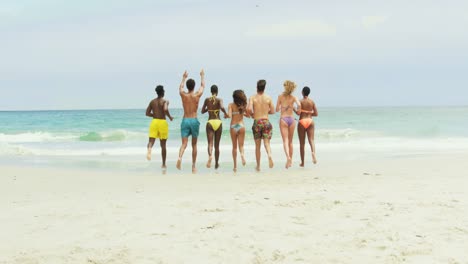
208, 109, 220, 118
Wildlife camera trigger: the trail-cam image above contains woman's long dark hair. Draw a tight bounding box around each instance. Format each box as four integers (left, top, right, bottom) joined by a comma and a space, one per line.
232, 90, 247, 114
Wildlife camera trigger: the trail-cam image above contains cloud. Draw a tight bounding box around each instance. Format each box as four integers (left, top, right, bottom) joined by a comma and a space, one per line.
361, 15, 388, 30
246, 19, 336, 38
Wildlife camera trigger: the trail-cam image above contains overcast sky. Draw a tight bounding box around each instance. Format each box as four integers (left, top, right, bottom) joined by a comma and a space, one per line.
1, 0, 467, 110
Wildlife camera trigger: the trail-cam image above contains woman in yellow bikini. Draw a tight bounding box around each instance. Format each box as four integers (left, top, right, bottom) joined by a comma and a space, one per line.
201, 85, 227, 169
227, 90, 249, 172
276, 80, 301, 168
294, 86, 318, 166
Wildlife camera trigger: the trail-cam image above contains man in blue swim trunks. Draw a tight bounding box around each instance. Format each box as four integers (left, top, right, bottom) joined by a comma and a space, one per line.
176, 69, 205, 173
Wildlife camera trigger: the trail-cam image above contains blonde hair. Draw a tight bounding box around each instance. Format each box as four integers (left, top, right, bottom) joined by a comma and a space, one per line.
283, 80, 297, 96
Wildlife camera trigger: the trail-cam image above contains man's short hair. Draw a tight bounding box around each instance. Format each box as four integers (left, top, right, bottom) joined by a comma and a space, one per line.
155, 85, 164, 97
210, 85, 218, 95
186, 79, 195, 91
302, 86, 310, 96
257, 79, 266, 92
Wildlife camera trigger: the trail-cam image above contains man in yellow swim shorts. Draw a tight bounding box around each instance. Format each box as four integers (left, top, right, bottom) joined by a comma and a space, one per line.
146, 85, 174, 168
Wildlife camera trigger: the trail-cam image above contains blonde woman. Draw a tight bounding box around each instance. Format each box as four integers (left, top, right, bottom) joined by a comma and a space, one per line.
227, 90, 248, 172
276, 80, 301, 168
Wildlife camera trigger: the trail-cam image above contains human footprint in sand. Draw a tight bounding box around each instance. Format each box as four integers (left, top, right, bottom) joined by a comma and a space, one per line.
226, 90, 249, 172
146, 85, 173, 169
201, 85, 227, 169
276, 80, 301, 169
294, 86, 318, 166
176, 69, 205, 173
248, 79, 275, 171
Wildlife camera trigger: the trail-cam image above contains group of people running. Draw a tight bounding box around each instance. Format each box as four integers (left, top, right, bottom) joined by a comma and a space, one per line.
146, 69, 318, 173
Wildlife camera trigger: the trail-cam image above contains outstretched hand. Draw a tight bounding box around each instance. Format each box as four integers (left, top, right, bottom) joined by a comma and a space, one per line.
183, 70, 188, 79
200, 69, 205, 77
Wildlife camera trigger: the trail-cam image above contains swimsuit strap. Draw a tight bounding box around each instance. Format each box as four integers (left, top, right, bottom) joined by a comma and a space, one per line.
208, 109, 219, 118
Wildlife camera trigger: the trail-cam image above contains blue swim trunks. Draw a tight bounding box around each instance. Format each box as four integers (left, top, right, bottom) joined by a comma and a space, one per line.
181, 118, 200, 138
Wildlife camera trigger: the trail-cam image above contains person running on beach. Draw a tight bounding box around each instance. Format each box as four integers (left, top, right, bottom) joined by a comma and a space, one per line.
146, 85, 174, 169
294, 86, 318, 166
176, 69, 205, 173
247, 79, 275, 171
227, 90, 249, 172
276, 80, 301, 169
201, 85, 228, 169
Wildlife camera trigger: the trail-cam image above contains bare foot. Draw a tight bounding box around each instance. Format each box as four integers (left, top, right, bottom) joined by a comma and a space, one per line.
233, 167, 237, 172
146, 150, 151, 161
255, 166, 260, 172
176, 158, 182, 170
162, 164, 167, 169
192, 166, 197, 174
241, 155, 246, 166
299, 163, 304, 167
285, 157, 292, 169
206, 156, 212, 168
268, 157, 274, 168
215, 163, 219, 169
312, 153, 317, 164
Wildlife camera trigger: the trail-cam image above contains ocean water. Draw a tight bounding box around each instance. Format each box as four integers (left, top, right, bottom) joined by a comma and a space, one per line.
1, 106, 468, 169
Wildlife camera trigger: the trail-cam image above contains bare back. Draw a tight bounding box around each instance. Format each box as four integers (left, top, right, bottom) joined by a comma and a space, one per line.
277, 94, 299, 117
229, 103, 245, 125
181, 92, 202, 118
299, 98, 317, 119
250, 93, 274, 120
147, 98, 167, 119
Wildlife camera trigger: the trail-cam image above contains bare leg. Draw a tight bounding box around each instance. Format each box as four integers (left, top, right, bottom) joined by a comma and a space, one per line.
288, 121, 296, 168
230, 128, 238, 172
263, 138, 274, 168
147, 138, 156, 161
255, 139, 261, 171
214, 124, 222, 169
206, 123, 214, 168
297, 123, 306, 167
177, 137, 188, 170
279, 120, 291, 168
160, 139, 167, 168
307, 121, 317, 164
191, 137, 198, 173
238, 127, 246, 166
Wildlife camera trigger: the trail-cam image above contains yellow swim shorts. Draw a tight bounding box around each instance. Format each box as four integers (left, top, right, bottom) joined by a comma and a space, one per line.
148, 119, 169, 139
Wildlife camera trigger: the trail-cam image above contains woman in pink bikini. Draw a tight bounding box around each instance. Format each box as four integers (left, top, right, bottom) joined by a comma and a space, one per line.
276, 80, 301, 168
227, 90, 249, 172
295, 86, 318, 166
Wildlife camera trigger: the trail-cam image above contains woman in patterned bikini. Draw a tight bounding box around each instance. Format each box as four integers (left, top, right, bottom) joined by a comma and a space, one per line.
201, 85, 227, 169
295, 86, 318, 166
227, 90, 249, 172
276, 80, 301, 168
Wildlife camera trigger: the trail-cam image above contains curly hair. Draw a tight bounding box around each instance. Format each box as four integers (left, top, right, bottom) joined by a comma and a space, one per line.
232, 90, 247, 114
283, 80, 297, 96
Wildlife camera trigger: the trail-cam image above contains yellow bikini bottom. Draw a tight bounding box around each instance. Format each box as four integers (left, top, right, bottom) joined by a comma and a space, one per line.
207, 119, 222, 131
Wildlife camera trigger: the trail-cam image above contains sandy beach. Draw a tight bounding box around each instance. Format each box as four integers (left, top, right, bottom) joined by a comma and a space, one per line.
1, 153, 468, 264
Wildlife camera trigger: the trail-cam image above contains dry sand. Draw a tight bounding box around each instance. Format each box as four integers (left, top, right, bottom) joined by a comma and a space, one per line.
1, 154, 468, 263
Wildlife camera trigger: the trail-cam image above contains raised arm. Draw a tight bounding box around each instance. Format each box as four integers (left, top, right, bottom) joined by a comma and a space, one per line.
145, 101, 153, 117
164, 100, 173, 121
196, 69, 205, 97
179, 70, 188, 95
